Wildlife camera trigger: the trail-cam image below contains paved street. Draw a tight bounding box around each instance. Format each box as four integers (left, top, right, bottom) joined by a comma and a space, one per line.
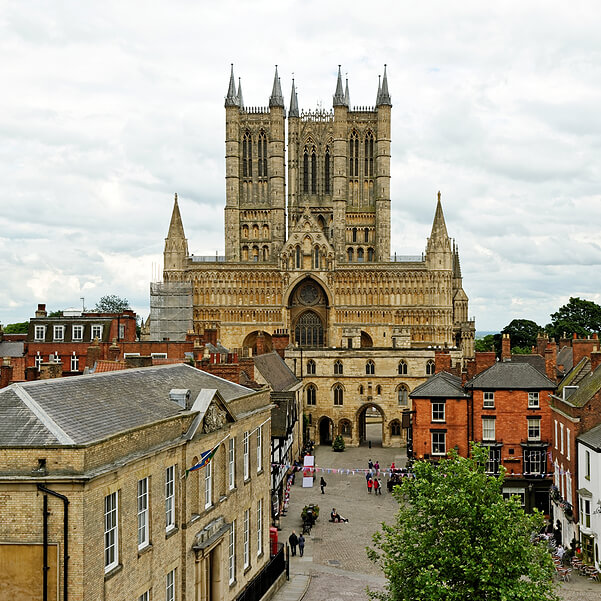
272, 423, 601, 601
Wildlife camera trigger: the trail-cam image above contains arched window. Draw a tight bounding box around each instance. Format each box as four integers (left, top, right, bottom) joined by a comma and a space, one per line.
426, 360, 435, 376
303, 148, 309, 193
365, 132, 374, 177
349, 131, 359, 177
258, 131, 267, 178
311, 147, 317, 194
313, 246, 320, 269
307, 359, 316, 375
252, 246, 259, 262
325, 147, 331, 194
262, 224, 269, 238
334, 360, 343, 375
398, 360, 408, 375
366, 360, 375, 375
295, 246, 301, 269
376, 385, 382, 395
364, 228, 369, 243
243, 131, 252, 178
352, 228, 357, 242
262, 245, 269, 261
390, 420, 401, 436
357, 248, 364, 262
241, 225, 249, 238
367, 248, 375, 262
252, 224, 259, 239
397, 384, 409, 406
242, 246, 249, 261
359, 385, 364, 395
295, 311, 324, 347
333, 385, 343, 406
347, 248, 354, 262
340, 420, 351, 436
306, 384, 316, 406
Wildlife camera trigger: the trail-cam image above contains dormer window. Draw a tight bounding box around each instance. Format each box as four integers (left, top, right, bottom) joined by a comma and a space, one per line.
53, 325, 65, 341
34, 325, 46, 341
91, 325, 103, 340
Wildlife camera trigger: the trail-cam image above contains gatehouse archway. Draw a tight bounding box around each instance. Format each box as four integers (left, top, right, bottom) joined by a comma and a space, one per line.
318, 416, 333, 446
357, 403, 385, 447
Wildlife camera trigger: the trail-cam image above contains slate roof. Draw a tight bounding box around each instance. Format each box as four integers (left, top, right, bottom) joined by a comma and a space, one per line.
510, 353, 545, 374
410, 371, 469, 399
0, 341, 25, 357
555, 362, 601, 408
557, 346, 574, 371
0, 364, 254, 447
466, 361, 556, 390
253, 351, 299, 392
578, 422, 601, 452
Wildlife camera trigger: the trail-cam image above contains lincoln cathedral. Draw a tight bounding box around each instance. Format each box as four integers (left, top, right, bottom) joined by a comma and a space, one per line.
155, 65, 475, 447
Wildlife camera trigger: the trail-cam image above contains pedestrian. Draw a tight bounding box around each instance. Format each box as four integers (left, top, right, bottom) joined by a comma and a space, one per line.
298, 533, 305, 557
374, 460, 380, 474
368, 458, 373, 471
367, 477, 373, 493
373, 478, 380, 495
289, 530, 299, 556
320, 476, 327, 494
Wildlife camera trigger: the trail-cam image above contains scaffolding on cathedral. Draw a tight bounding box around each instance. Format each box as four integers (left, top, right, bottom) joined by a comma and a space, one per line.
149, 281, 193, 341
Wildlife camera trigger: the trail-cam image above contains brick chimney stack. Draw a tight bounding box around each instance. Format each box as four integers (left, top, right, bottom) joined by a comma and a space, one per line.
87, 337, 102, 370
35, 303, 47, 318
0, 357, 13, 388
572, 335, 595, 367
501, 333, 511, 361
591, 346, 601, 372
435, 349, 452, 374
536, 332, 549, 357
544, 341, 557, 382
108, 339, 121, 361
39, 361, 62, 379
474, 352, 496, 376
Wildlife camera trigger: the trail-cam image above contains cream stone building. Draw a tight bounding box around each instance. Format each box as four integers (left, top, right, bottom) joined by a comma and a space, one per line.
0, 364, 278, 601
153, 66, 475, 448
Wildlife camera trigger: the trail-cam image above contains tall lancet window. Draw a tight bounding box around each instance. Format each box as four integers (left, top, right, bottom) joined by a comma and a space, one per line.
243, 131, 252, 178
311, 147, 317, 194
258, 132, 267, 178
349, 132, 359, 177
365, 132, 374, 177
303, 147, 309, 193
324, 147, 331, 194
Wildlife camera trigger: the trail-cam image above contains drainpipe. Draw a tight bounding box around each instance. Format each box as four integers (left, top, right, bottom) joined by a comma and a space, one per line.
38, 484, 69, 601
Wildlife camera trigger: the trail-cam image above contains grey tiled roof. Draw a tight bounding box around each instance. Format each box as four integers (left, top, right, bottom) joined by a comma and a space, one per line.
466, 361, 555, 390
410, 371, 469, 398
253, 352, 299, 392
0, 341, 25, 357
557, 347, 573, 371
0, 364, 254, 447
510, 354, 545, 374
578, 422, 601, 452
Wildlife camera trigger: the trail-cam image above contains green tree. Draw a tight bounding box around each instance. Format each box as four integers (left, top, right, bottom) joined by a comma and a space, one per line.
500, 319, 541, 352
368, 446, 558, 601
94, 295, 131, 313
474, 334, 496, 353
546, 296, 601, 339
3, 321, 29, 334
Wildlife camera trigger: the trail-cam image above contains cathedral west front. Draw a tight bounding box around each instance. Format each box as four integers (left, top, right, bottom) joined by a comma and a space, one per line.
155, 65, 475, 447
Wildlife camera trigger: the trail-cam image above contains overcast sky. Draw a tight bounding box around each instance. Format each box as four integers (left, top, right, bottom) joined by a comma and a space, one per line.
1, 1, 600, 331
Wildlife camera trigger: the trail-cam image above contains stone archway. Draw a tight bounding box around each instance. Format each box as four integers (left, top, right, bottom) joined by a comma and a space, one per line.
357, 403, 386, 447
318, 416, 333, 446
242, 331, 273, 355
287, 278, 330, 348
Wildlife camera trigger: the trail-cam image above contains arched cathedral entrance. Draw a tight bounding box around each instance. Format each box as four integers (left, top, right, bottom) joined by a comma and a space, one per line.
357, 404, 385, 447
288, 278, 329, 348
319, 417, 333, 446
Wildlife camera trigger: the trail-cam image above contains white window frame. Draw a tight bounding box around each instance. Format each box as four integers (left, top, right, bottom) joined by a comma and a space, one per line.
151, 352, 167, 359
34, 325, 46, 341
560, 423, 564, 454
35, 352, 42, 369
528, 391, 540, 408
565, 470, 572, 505
124, 352, 141, 358
527, 418, 541, 441
72, 324, 83, 341
503, 487, 525, 506
51, 351, 60, 363
483, 391, 495, 408
243, 431, 250, 480
166, 568, 176, 601
165, 465, 175, 532
257, 499, 263, 557
104, 491, 119, 572
431, 402, 445, 422
482, 418, 495, 441
554, 460, 560, 488
70, 353, 79, 372
243, 508, 250, 569
228, 438, 235, 490
53, 325, 65, 341
119, 324, 126, 340
431, 431, 446, 456
580, 497, 591, 528
256, 426, 262, 473
204, 459, 212, 509
585, 449, 591, 479
137, 477, 149, 549
91, 324, 103, 340
566, 428, 570, 460
554, 420, 558, 449
228, 520, 236, 584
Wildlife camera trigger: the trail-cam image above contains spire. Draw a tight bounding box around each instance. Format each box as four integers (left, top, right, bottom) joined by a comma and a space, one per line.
333, 65, 347, 107
225, 64, 238, 107
167, 193, 186, 240
289, 78, 299, 117
376, 75, 382, 105
237, 77, 244, 108
377, 64, 391, 106
430, 191, 449, 242
269, 65, 284, 107
344, 76, 350, 107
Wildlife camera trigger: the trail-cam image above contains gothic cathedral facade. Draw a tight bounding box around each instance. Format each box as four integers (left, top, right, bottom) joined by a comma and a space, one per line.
159, 66, 475, 447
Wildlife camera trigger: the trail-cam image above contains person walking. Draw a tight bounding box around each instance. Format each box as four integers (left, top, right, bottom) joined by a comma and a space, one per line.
373, 477, 380, 495
320, 476, 327, 494
368, 458, 374, 471
374, 460, 380, 475
289, 530, 299, 556
298, 533, 305, 557
367, 476, 373, 493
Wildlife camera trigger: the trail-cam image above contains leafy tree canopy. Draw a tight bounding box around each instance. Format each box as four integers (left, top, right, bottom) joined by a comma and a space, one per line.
500, 319, 541, 352
546, 296, 601, 340
368, 446, 558, 601
474, 334, 496, 353
48, 310, 63, 317
3, 321, 29, 334
94, 295, 131, 313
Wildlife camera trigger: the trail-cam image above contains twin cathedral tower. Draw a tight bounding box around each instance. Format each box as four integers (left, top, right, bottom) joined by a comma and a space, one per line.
159, 65, 474, 370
